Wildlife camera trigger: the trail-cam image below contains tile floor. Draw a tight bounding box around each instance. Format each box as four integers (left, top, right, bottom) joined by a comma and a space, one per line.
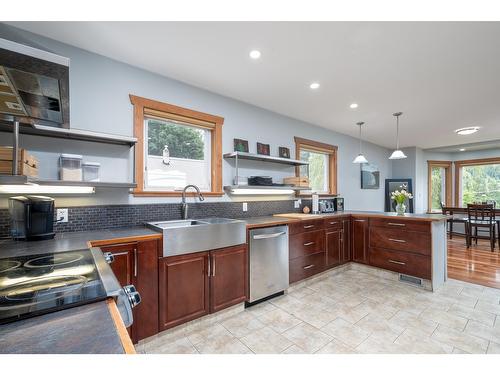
136, 265, 500, 354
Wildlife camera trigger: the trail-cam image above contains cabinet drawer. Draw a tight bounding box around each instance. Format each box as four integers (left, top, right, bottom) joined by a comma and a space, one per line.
369, 227, 431, 256
289, 252, 325, 283
369, 247, 431, 279
369, 218, 430, 233
324, 218, 343, 229
288, 219, 324, 234
289, 230, 324, 259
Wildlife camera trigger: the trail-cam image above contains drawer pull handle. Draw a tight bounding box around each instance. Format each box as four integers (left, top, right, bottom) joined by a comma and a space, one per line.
303, 264, 315, 270
329, 221, 339, 225
389, 238, 407, 243
304, 225, 315, 229
388, 259, 406, 265
354, 219, 366, 222
388, 222, 405, 226
303, 242, 315, 246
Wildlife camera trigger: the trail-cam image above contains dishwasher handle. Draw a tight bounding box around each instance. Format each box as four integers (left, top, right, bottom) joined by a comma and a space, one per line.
252, 231, 287, 240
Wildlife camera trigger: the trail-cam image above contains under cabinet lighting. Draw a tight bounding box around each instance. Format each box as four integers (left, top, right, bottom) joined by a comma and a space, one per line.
0, 185, 95, 194
228, 188, 295, 195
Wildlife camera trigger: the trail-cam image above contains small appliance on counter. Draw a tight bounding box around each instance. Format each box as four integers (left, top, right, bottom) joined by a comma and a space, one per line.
8, 196, 55, 241
317, 197, 344, 213
0, 248, 140, 327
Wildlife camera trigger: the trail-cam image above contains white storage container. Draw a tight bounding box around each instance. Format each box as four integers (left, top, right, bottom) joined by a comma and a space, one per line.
82, 162, 100, 182
59, 154, 83, 181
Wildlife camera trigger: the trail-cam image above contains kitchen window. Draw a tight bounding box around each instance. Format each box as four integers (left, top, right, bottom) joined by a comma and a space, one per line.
130, 95, 224, 196
427, 160, 452, 212
455, 157, 500, 207
294, 137, 337, 195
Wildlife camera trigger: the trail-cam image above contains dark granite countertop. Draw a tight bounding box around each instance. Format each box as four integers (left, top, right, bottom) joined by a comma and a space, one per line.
0, 300, 125, 354
274, 210, 447, 221
0, 226, 160, 259
242, 215, 299, 229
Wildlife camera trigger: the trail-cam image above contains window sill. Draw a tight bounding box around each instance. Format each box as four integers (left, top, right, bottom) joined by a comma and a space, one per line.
132, 190, 224, 197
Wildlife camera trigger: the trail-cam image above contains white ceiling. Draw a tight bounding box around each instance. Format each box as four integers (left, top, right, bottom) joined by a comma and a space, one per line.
8, 21, 500, 149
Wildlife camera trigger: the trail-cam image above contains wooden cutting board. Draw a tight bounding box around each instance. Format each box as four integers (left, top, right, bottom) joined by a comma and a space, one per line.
274, 213, 325, 220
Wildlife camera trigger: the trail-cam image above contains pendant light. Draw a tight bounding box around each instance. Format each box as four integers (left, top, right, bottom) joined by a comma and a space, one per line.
353, 121, 368, 164
389, 112, 407, 160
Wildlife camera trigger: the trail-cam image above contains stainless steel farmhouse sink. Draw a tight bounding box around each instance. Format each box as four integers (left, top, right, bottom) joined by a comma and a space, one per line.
146, 218, 246, 257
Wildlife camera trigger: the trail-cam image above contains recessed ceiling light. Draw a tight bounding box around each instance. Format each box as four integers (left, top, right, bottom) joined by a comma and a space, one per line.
249, 50, 261, 59
350, 103, 358, 109
455, 127, 479, 135
309, 82, 320, 90
459, 148, 466, 151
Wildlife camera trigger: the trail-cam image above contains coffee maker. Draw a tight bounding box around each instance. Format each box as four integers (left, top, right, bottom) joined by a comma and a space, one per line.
9, 196, 55, 240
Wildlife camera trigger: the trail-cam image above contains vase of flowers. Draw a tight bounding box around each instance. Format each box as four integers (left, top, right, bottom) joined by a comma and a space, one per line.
391, 187, 413, 216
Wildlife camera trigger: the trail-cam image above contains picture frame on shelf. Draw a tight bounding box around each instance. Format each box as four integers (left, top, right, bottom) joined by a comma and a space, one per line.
256, 142, 270, 156
233, 138, 249, 153
279, 147, 290, 159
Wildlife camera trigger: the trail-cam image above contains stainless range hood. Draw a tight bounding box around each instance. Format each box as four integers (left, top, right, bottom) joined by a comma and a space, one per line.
0, 37, 70, 128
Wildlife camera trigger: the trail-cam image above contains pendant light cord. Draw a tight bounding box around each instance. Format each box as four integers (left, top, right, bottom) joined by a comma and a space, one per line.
356, 121, 364, 154
393, 112, 403, 150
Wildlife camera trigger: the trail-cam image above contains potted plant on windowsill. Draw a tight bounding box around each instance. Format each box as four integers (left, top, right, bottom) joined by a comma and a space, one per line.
391, 188, 414, 216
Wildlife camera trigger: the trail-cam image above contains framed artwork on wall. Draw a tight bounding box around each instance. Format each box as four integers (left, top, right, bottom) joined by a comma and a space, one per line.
256, 142, 270, 156
233, 138, 249, 152
279, 147, 290, 159
361, 163, 380, 189
385, 178, 414, 213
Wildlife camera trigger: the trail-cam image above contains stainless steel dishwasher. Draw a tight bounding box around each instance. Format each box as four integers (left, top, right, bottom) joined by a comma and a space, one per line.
248, 225, 289, 303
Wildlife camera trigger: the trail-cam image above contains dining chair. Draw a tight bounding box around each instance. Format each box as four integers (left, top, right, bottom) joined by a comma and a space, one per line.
441, 203, 467, 240
466, 203, 496, 251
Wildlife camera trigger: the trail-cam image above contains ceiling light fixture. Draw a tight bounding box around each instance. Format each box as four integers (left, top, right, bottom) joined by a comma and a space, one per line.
249, 50, 261, 59
455, 127, 479, 135
309, 82, 320, 90
459, 148, 466, 151
353, 121, 368, 164
350, 103, 359, 109
389, 112, 407, 160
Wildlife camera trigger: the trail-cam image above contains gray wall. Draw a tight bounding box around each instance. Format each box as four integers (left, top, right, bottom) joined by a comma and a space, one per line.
0, 24, 393, 211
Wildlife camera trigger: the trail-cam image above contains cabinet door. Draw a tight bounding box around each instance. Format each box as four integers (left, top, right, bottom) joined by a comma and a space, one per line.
159, 252, 209, 331
101, 243, 135, 288
341, 219, 351, 263
134, 239, 159, 341
352, 218, 368, 264
325, 229, 341, 268
209, 244, 248, 313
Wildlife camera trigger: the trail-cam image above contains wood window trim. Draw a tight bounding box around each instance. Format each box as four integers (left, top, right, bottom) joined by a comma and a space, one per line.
454, 157, 500, 207
130, 95, 224, 197
294, 136, 338, 196
427, 160, 452, 212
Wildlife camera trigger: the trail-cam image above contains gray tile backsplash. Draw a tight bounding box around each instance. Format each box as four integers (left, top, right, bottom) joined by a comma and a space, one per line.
0, 200, 302, 238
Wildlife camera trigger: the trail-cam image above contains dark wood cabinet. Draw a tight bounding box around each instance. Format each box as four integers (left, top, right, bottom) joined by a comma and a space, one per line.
325, 228, 342, 268
209, 244, 248, 313
101, 239, 159, 343
341, 218, 351, 263
159, 251, 210, 331
159, 244, 248, 331
352, 217, 369, 264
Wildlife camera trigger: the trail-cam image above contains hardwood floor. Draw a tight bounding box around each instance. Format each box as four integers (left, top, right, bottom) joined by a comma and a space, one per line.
448, 236, 500, 288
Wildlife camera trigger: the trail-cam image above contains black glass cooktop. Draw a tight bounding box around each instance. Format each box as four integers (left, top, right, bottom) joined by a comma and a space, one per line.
0, 250, 107, 324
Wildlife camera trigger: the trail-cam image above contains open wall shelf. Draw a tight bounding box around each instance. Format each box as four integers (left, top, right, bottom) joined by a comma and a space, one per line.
0, 175, 136, 188
223, 151, 308, 166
